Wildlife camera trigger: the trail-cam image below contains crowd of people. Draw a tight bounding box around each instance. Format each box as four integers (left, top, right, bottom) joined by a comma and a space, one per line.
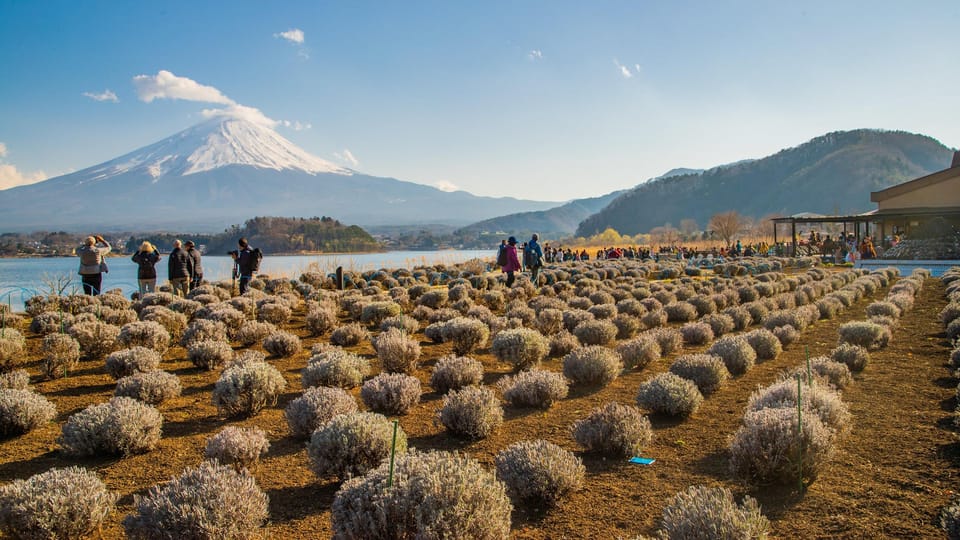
76, 236, 261, 297
495, 233, 781, 285
799, 230, 885, 262
493, 230, 894, 285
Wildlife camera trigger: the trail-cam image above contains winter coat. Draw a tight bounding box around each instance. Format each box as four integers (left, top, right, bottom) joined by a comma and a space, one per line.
77, 242, 111, 275
501, 245, 521, 272
187, 248, 203, 277
524, 239, 544, 268
236, 247, 260, 276
131, 250, 161, 279
168, 247, 193, 279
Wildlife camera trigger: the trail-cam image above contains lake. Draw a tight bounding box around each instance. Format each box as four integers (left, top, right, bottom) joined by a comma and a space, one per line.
0, 250, 490, 312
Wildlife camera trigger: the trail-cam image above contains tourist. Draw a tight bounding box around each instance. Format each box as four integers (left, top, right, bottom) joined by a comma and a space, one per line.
76, 235, 111, 296
501, 236, 521, 287
185, 240, 203, 290
860, 236, 877, 259
131, 241, 161, 296
168, 239, 193, 297
232, 237, 262, 295
821, 235, 836, 261
524, 233, 544, 286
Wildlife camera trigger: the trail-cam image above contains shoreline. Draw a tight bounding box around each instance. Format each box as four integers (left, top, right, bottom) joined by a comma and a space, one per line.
0, 250, 397, 259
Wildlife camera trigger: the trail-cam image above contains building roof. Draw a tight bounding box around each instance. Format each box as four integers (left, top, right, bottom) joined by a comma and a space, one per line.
870, 163, 960, 202
771, 207, 960, 224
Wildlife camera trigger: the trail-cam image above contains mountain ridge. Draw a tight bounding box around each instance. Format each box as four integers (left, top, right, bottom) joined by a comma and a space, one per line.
576, 129, 955, 237
0, 118, 556, 232
454, 167, 704, 238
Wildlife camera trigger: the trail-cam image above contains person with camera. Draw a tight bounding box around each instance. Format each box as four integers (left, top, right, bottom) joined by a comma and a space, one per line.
131, 241, 161, 296
230, 237, 261, 295
185, 240, 203, 290
168, 239, 193, 297
77, 234, 111, 296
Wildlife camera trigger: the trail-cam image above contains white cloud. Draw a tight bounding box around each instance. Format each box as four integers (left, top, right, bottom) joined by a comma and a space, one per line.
275, 28, 305, 44
275, 28, 309, 59
0, 163, 46, 190
528, 49, 543, 60
0, 164, 46, 189
614, 59, 633, 79
433, 180, 459, 192
281, 120, 312, 131
635, 64, 642, 73
333, 149, 359, 168
0, 142, 47, 189
82, 89, 119, 102
83, 88, 120, 103
200, 104, 278, 128
133, 70, 235, 105
133, 70, 309, 131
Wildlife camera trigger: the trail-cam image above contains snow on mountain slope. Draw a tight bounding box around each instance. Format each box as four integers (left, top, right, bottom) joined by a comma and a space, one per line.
67, 118, 348, 185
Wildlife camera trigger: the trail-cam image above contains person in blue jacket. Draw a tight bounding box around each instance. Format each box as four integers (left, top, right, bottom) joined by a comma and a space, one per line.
524, 233, 544, 286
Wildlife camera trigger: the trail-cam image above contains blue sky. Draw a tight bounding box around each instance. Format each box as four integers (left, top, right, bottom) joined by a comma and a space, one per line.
1, 1, 958, 200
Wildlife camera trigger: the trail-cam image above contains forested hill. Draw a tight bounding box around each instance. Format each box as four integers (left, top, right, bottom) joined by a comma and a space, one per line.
133, 216, 382, 255
576, 129, 955, 237
455, 190, 625, 238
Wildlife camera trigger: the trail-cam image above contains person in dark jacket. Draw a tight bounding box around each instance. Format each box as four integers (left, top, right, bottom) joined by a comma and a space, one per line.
131, 241, 161, 296
524, 233, 544, 286
168, 239, 193, 297
185, 240, 203, 290
232, 237, 261, 295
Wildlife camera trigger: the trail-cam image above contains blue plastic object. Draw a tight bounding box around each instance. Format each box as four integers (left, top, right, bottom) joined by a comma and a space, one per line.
628, 457, 655, 465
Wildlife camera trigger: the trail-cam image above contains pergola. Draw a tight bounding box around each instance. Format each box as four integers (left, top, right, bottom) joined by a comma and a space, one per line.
771, 207, 960, 257
771, 212, 876, 257
772, 152, 960, 258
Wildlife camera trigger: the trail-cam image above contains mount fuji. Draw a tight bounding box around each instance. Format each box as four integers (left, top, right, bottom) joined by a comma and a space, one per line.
0, 118, 557, 232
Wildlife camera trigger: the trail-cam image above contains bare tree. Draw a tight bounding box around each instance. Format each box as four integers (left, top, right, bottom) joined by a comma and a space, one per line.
38, 272, 74, 297
709, 211, 745, 247
679, 219, 699, 241
650, 224, 680, 245
751, 213, 782, 240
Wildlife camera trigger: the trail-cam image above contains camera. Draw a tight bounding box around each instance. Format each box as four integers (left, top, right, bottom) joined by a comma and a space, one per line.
227, 250, 239, 257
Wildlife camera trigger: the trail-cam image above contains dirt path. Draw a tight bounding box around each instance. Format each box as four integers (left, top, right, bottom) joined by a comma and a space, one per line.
762, 277, 957, 538
1, 272, 956, 539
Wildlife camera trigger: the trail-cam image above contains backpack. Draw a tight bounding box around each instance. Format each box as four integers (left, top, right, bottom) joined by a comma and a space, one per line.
251, 248, 263, 271
496, 246, 508, 267
524, 246, 541, 268
79, 247, 99, 266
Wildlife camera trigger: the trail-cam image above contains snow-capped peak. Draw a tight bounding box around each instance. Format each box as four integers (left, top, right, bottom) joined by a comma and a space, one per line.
73, 117, 349, 184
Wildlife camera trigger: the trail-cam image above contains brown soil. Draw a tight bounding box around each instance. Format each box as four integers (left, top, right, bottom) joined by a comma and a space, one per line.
1, 274, 956, 539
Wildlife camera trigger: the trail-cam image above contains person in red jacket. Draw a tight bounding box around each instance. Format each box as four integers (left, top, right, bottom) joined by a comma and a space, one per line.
500, 236, 521, 287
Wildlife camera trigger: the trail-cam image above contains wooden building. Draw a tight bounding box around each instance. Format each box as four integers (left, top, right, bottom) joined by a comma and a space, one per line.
868, 150, 960, 238
772, 151, 960, 258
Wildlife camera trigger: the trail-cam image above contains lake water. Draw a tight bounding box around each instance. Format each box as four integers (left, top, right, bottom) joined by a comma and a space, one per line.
0, 250, 489, 312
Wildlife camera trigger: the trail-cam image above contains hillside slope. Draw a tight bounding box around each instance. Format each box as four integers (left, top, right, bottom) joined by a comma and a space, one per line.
455, 190, 624, 237
576, 130, 955, 236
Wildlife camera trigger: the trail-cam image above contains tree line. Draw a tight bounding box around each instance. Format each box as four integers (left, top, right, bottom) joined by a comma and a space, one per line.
0, 216, 382, 257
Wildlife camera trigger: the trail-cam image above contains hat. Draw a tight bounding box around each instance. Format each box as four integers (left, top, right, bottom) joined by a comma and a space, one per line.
184, 240, 195, 247
507, 236, 517, 245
